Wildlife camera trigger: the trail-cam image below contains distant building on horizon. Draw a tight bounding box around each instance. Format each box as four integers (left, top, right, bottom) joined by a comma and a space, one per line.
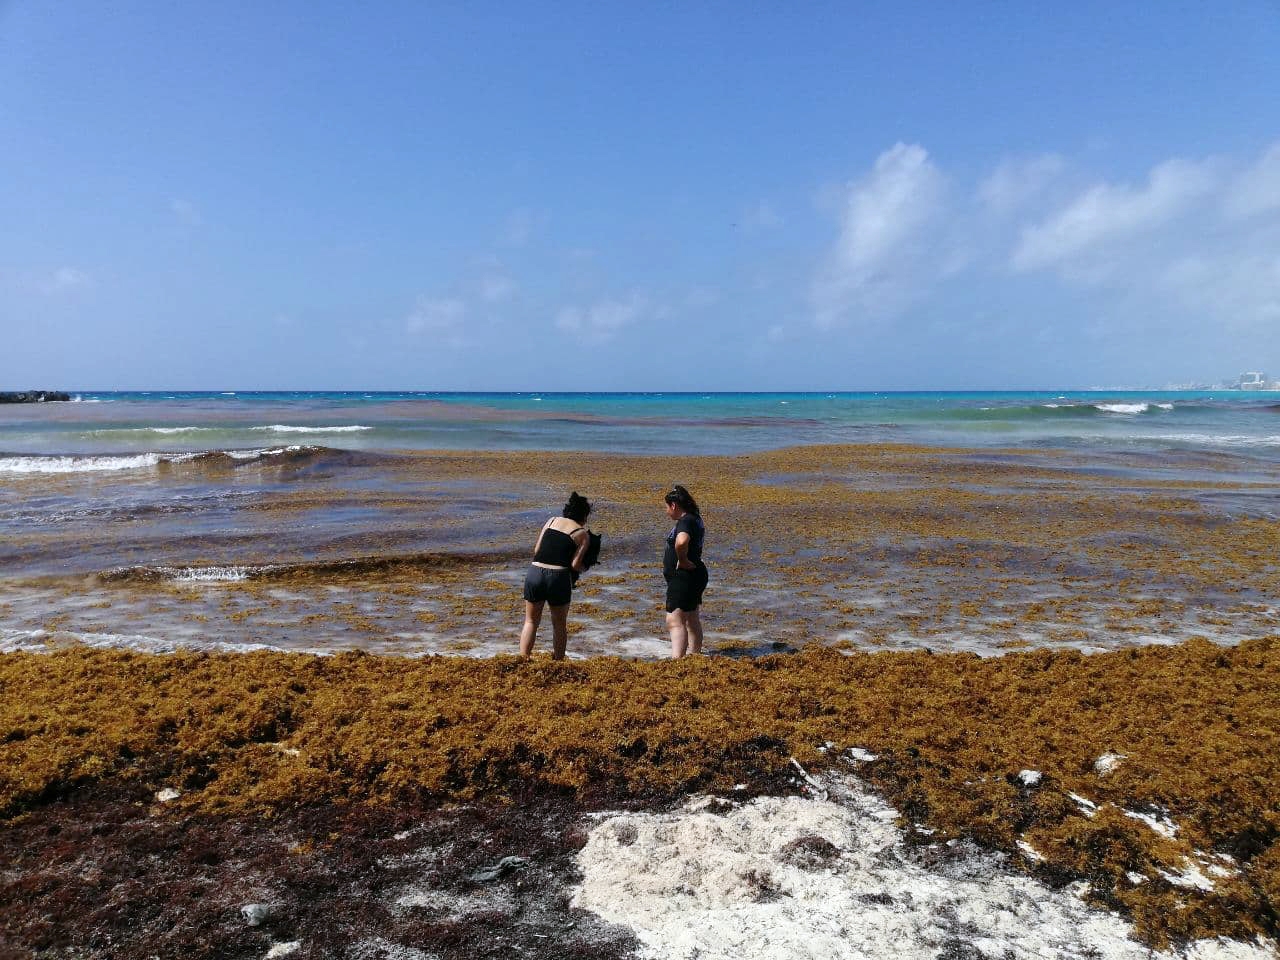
1233, 371, 1280, 390
1175, 371, 1280, 390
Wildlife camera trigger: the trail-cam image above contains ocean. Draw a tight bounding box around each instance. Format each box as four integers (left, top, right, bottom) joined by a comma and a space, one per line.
3, 390, 1280, 460
2, 390, 1279, 658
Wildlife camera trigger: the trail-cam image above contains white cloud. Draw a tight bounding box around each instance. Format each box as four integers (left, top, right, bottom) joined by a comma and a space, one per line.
555, 295, 646, 342
1158, 249, 1280, 333
1003, 143, 1280, 338
406, 297, 468, 342
1223, 142, 1280, 221
978, 154, 1066, 214
169, 198, 202, 226
45, 267, 92, 293
798, 140, 1280, 362
1012, 157, 1218, 271
811, 143, 945, 327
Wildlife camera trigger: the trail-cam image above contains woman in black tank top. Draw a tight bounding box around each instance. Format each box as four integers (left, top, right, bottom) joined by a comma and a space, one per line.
519, 492, 591, 660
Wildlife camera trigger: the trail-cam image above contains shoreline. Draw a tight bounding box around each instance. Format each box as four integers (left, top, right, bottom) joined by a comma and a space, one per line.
4, 442, 1279, 659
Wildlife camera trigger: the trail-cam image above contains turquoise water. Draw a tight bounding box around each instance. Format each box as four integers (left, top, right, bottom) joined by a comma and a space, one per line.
2, 390, 1280, 461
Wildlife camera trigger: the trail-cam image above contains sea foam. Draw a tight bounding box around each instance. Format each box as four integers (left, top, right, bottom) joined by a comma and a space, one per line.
0, 446, 317, 474
1096, 403, 1151, 414
251, 424, 372, 433
0, 454, 167, 474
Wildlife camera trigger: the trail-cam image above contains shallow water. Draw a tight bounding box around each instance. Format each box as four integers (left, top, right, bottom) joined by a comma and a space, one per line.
0, 442, 1276, 658
2, 395, 1279, 658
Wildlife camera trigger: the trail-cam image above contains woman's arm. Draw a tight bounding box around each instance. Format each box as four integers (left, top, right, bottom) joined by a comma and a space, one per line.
673, 531, 694, 570
570, 529, 590, 572
532, 519, 552, 559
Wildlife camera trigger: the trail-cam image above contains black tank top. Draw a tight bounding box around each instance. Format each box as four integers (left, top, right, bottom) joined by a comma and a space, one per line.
533, 525, 580, 567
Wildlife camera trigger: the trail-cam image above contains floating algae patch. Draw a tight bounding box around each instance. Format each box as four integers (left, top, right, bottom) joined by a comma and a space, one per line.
2, 639, 1279, 949
7, 443, 1280, 656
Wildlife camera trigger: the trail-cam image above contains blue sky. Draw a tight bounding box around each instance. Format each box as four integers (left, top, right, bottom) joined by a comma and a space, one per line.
2, 2, 1279, 390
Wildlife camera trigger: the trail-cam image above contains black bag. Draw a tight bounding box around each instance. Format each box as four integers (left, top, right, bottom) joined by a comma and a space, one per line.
582, 530, 602, 570
572, 530, 602, 585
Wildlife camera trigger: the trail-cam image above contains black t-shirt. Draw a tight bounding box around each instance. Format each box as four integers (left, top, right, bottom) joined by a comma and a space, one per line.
663, 514, 705, 577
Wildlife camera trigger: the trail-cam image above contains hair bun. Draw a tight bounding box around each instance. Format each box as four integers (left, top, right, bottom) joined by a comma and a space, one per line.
563, 491, 592, 521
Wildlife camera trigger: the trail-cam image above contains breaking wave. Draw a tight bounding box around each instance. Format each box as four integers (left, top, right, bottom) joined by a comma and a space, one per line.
251, 424, 372, 433
0, 453, 171, 474
84, 424, 373, 436
0, 445, 338, 474
950, 401, 1184, 421
1092, 402, 1174, 414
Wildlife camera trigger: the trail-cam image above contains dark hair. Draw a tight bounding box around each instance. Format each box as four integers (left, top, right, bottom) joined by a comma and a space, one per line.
664, 484, 700, 516
563, 491, 592, 523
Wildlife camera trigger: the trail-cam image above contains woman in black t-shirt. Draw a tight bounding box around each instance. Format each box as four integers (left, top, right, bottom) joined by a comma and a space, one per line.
663, 485, 708, 658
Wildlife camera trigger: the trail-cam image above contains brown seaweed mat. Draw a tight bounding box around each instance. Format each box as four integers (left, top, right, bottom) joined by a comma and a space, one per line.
2, 639, 1278, 955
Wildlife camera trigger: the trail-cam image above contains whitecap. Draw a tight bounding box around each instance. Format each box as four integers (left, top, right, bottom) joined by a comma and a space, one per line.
0, 454, 165, 474
84, 426, 216, 436
250, 424, 372, 433
1095, 403, 1150, 414
225, 445, 313, 459
163, 565, 253, 582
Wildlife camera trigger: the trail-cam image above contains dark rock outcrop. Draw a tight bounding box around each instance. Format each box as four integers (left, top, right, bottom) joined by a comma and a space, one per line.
0, 391, 72, 403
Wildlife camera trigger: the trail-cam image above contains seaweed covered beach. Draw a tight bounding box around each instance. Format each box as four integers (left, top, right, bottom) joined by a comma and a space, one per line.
2, 437, 1280, 956
2, 641, 1279, 957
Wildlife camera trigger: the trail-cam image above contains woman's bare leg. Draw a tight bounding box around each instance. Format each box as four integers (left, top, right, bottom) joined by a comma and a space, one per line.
667, 609, 688, 658
549, 604, 570, 660
686, 609, 703, 655
519, 600, 544, 656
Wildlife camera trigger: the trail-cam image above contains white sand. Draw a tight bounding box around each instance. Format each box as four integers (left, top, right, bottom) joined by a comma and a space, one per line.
572, 774, 1274, 960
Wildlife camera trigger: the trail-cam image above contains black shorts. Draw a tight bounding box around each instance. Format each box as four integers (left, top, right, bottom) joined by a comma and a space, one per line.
523, 565, 573, 606
665, 566, 709, 612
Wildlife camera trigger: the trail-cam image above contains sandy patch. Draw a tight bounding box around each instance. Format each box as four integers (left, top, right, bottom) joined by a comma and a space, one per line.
573, 773, 1275, 960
